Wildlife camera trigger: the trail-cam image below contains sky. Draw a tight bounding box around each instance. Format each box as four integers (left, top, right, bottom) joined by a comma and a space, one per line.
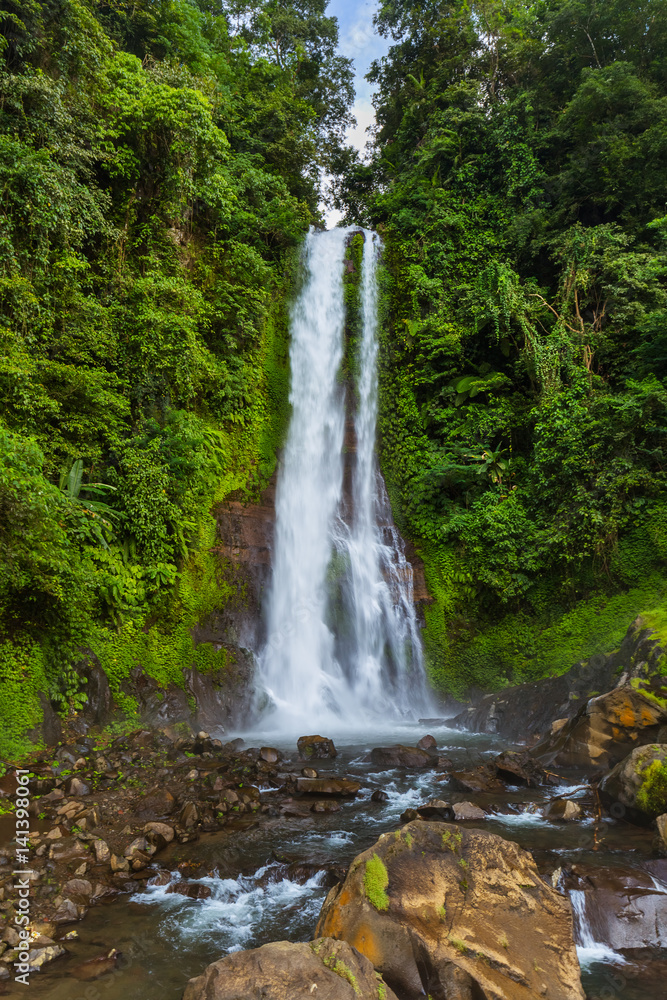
324, 0, 390, 224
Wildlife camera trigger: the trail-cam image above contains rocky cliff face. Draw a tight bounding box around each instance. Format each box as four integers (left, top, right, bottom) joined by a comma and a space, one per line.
453, 617, 667, 744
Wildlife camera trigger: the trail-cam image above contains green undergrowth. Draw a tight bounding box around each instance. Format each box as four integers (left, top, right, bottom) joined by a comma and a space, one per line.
0, 279, 294, 759
422, 568, 667, 697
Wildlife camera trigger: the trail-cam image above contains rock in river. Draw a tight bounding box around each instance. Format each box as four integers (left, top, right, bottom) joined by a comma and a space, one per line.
182, 938, 398, 1000
599, 743, 667, 822
370, 745, 433, 768
295, 777, 360, 797
297, 735, 337, 759
316, 820, 584, 1000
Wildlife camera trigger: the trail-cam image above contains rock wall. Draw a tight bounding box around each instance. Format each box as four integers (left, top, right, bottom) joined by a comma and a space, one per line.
453, 616, 666, 743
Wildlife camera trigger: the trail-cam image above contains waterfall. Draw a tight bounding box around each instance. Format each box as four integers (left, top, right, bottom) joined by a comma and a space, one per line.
258, 227, 433, 731
569, 890, 627, 969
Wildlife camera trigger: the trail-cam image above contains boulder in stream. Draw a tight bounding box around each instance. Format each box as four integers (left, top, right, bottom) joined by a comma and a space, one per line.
449, 765, 505, 793
295, 777, 360, 797
315, 820, 584, 1000
370, 745, 433, 768
182, 938, 398, 1000
545, 799, 583, 822
297, 735, 337, 759
599, 743, 667, 822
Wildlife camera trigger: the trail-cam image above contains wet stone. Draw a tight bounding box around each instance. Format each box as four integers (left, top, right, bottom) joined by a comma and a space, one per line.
545, 799, 583, 822
452, 801, 486, 822
297, 735, 337, 759
310, 800, 341, 813
166, 881, 212, 900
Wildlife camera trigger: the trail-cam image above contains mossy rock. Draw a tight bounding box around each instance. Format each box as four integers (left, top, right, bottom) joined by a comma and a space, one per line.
600, 744, 667, 822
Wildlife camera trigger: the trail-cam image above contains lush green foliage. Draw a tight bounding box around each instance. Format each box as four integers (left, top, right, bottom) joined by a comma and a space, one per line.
0, 0, 352, 754
338, 0, 667, 691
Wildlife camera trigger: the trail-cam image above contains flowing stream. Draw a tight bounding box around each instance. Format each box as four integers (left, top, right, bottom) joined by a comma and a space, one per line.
10, 724, 663, 1000
259, 227, 432, 730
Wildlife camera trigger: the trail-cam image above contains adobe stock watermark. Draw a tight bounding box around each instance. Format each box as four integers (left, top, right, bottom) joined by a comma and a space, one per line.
13, 768, 32, 986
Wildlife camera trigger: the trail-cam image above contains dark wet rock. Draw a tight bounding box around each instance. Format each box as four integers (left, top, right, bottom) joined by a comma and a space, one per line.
417, 799, 454, 820
65, 776, 91, 796
452, 801, 486, 822
178, 801, 200, 829
124, 836, 152, 858
110, 854, 130, 873
311, 800, 341, 813
278, 800, 311, 819
70, 949, 121, 980
295, 777, 360, 797
545, 799, 582, 822
453, 616, 667, 742
566, 863, 667, 950
63, 878, 93, 899
316, 820, 584, 1000
599, 744, 667, 823
297, 735, 337, 759
166, 881, 212, 899
49, 840, 89, 863
38, 692, 63, 746
182, 938, 399, 1000
144, 822, 175, 847
149, 871, 172, 887
435, 755, 453, 771
417, 734, 437, 750
370, 745, 433, 769
53, 899, 86, 923
371, 789, 389, 803
135, 787, 176, 819
492, 750, 547, 788
654, 814, 667, 855
276, 862, 343, 887
260, 747, 280, 764
449, 766, 505, 794
400, 808, 419, 823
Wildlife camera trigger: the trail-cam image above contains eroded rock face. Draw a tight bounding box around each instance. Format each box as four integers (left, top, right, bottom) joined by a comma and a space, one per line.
532, 687, 667, 770
181, 938, 398, 1000
315, 820, 584, 1000
599, 744, 667, 822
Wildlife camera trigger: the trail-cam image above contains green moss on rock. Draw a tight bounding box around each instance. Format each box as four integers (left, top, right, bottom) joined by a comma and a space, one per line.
364, 853, 390, 911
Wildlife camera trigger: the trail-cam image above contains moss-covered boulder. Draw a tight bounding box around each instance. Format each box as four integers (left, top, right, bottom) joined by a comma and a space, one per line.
315, 820, 584, 1000
181, 938, 397, 1000
599, 744, 667, 823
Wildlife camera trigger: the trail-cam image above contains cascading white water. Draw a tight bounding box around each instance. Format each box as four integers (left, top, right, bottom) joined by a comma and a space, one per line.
569, 890, 627, 968
259, 227, 432, 730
